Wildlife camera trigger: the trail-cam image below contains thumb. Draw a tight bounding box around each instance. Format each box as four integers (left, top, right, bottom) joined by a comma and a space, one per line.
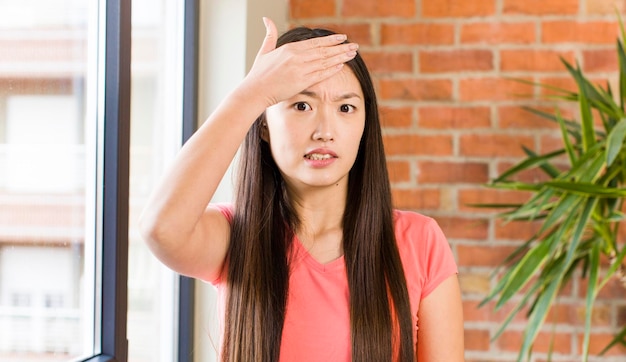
257, 17, 278, 56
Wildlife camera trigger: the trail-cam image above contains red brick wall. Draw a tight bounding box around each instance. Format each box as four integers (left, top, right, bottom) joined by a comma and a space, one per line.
289, 0, 626, 360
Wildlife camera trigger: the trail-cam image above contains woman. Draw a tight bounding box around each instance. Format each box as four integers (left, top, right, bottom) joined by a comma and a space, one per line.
140, 17, 464, 362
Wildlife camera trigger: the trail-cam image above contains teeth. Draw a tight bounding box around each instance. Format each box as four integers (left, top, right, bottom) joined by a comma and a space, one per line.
307, 153, 333, 160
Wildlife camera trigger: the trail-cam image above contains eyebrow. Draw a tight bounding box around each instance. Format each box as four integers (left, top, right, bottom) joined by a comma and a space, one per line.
299, 90, 362, 102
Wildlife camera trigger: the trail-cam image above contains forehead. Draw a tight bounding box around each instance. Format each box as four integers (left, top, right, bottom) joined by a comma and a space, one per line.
306, 66, 363, 98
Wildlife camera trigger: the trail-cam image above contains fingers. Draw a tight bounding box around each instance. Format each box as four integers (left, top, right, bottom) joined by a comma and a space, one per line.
257, 17, 278, 56
305, 50, 357, 82
290, 33, 348, 51
303, 42, 359, 64
319, 47, 358, 69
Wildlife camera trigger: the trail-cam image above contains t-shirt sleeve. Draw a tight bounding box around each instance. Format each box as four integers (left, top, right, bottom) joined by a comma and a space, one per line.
208, 203, 233, 286
420, 217, 458, 299
212, 202, 234, 223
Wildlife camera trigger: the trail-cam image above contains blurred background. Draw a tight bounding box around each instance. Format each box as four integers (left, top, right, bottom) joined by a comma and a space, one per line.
0, 0, 625, 361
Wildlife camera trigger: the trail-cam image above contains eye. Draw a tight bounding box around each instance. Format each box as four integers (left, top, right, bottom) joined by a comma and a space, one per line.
293, 102, 311, 111
339, 104, 355, 113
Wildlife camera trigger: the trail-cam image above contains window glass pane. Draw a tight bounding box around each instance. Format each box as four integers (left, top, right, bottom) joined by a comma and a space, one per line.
0, 0, 97, 361
127, 0, 184, 361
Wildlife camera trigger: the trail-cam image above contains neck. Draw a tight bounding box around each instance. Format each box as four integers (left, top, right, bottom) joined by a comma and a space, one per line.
289, 186, 345, 235
288, 188, 346, 264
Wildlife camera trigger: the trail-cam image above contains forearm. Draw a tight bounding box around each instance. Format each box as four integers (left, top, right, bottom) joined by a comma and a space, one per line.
139, 84, 267, 249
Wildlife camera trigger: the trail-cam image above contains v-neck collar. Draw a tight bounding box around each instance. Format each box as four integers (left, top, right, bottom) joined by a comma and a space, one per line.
292, 234, 345, 273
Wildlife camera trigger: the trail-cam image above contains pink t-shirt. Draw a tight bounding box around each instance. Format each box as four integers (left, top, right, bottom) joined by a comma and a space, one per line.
211, 205, 457, 361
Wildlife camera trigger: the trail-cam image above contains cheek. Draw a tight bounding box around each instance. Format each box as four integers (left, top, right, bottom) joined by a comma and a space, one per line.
266, 125, 301, 164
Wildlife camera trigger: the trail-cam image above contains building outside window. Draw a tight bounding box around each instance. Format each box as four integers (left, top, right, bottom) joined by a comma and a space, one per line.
0, 0, 191, 360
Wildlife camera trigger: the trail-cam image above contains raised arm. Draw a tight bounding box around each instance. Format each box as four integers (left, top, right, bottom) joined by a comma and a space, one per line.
139, 18, 359, 282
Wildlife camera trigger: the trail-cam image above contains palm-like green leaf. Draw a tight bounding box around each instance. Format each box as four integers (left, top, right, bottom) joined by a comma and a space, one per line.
477, 15, 626, 361
545, 181, 626, 197
562, 61, 596, 152
606, 118, 626, 166
582, 243, 601, 362
492, 148, 564, 183
556, 109, 577, 165
600, 326, 626, 355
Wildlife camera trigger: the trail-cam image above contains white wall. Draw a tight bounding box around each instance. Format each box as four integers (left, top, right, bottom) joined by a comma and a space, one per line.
194, 1, 287, 361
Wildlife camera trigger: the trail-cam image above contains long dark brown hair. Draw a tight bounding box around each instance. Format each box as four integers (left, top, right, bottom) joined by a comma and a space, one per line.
223, 27, 414, 362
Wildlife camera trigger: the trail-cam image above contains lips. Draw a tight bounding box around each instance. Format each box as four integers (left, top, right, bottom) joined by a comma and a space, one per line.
304, 148, 338, 160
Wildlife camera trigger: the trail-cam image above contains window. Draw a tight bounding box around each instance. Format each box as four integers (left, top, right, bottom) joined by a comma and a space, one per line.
0, 0, 198, 361
127, 0, 198, 360
0, 0, 96, 359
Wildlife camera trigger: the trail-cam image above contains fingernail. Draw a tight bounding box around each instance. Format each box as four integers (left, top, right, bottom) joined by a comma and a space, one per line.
336, 34, 347, 41
349, 43, 359, 50
346, 51, 357, 57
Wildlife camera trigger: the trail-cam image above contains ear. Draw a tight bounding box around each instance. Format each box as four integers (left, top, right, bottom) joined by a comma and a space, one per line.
260, 122, 270, 143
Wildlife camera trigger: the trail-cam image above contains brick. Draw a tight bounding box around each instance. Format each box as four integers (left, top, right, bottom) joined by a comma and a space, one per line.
494, 219, 542, 241
458, 272, 492, 294
342, 0, 416, 17
383, 134, 454, 156
459, 133, 535, 157
380, 106, 413, 128
536, 76, 579, 96
2, 202, 83, 230
584, 0, 626, 14
461, 22, 536, 44
618, 305, 626, 326
542, 21, 619, 44
289, 0, 335, 18
391, 188, 440, 210
360, 51, 413, 74
422, 0, 495, 17
578, 332, 626, 355
463, 300, 530, 324
573, 304, 613, 327
463, 300, 492, 322
457, 244, 520, 267
498, 105, 560, 130
503, 0, 579, 15
381, 23, 455, 45
296, 23, 373, 46
0, 39, 85, 63
387, 160, 411, 183
500, 49, 576, 72
464, 358, 505, 362
539, 134, 574, 155
459, 77, 533, 101
436, 216, 489, 240
0, 78, 72, 95
379, 78, 453, 101
419, 106, 492, 129
418, 161, 489, 184
464, 328, 491, 351
496, 160, 567, 184
547, 303, 579, 324
459, 189, 533, 212
420, 49, 493, 73
583, 49, 618, 72
581, 277, 626, 299
497, 330, 572, 354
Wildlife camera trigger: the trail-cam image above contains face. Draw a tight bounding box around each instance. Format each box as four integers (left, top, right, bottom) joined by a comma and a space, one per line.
264, 67, 365, 193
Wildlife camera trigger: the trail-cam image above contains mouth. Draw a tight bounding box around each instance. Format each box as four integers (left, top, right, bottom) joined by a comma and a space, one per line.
304, 153, 336, 160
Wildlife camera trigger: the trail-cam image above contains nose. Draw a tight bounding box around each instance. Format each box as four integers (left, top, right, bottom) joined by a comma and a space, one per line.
312, 109, 335, 142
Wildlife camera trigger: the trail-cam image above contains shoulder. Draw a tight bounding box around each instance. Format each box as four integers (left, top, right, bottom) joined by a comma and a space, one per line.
392, 209, 457, 285
392, 209, 442, 242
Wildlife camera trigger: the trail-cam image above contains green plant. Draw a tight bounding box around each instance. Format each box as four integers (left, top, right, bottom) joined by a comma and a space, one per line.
477, 19, 626, 362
